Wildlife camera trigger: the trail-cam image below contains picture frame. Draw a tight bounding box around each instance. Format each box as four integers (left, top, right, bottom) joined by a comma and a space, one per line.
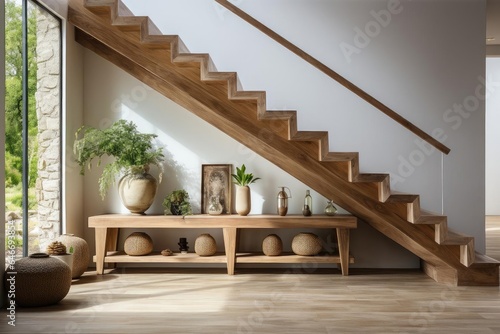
201, 164, 232, 214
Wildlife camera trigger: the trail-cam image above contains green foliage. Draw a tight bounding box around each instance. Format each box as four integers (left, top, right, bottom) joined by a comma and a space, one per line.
5, 152, 22, 187
231, 164, 260, 187
5, 0, 39, 188
73, 120, 165, 199
163, 190, 192, 216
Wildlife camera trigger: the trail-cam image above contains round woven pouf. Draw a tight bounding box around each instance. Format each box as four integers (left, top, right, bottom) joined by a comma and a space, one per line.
194, 233, 217, 256
291, 232, 322, 256
262, 234, 283, 256
56, 234, 89, 278
5, 253, 72, 307
124, 232, 153, 256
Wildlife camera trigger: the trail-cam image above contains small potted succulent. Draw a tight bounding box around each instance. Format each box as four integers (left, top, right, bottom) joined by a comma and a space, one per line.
162, 189, 192, 216
231, 164, 260, 216
73, 120, 164, 214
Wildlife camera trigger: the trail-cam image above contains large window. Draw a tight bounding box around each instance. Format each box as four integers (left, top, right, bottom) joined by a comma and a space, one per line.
4, 0, 62, 259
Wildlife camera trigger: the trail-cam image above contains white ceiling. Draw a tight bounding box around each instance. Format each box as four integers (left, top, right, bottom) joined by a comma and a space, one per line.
487, 0, 500, 45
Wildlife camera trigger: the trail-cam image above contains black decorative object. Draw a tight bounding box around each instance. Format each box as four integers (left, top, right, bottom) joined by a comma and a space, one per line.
178, 238, 189, 254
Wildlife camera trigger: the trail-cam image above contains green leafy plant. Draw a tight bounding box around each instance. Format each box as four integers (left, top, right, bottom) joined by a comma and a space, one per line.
163, 190, 192, 215
73, 120, 164, 199
231, 164, 260, 187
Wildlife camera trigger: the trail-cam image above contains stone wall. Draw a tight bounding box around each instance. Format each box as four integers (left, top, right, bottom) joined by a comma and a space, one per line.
35, 8, 61, 251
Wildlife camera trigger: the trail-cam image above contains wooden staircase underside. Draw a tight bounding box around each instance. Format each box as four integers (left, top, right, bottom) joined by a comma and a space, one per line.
68, 0, 499, 286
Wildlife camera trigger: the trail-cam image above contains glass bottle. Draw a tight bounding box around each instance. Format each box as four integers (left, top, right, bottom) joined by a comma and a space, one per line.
303, 190, 312, 216
208, 195, 223, 215
324, 200, 337, 216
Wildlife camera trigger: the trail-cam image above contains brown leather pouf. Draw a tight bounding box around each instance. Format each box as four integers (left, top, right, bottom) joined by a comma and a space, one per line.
5, 253, 72, 307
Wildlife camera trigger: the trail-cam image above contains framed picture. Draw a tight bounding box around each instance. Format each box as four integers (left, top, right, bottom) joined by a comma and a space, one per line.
201, 164, 232, 214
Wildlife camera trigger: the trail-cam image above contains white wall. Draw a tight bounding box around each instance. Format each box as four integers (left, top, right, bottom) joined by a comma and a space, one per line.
486, 58, 500, 214
79, 0, 487, 268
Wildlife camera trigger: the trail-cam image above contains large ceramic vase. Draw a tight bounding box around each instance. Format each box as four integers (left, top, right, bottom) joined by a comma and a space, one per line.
235, 185, 251, 216
56, 234, 89, 279
118, 170, 157, 214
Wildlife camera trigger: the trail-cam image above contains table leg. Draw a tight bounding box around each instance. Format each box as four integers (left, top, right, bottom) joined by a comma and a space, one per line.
95, 227, 119, 275
223, 227, 237, 275
336, 228, 350, 276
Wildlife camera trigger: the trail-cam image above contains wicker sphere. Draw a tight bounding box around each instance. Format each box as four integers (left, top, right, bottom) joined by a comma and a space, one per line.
124, 232, 153, 256
262, 234, 283, 256
56, 234, 89, 278
291, 232, 322, 256
5, 253, 71, 307
194, 233, 217, 256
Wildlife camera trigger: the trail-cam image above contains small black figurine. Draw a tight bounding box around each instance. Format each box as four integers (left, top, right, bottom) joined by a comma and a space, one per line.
178, 237, 189, 254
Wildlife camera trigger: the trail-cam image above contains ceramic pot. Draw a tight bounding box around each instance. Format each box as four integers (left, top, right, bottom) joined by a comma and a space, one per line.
50, 253, 73, 273
118, 171, 157, 214
235, 185, 251, 216
56, 234, 89, 278
5, 253, 71, 307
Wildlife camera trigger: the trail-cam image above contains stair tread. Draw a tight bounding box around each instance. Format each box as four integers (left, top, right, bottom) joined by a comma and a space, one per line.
415, 214, 446, 224
260, 110, 296, 120
386, 194, 419, 203
440, 230, 474, 245
291, 131, 328, 141
355, 174, 388, 183
323, 152, 358, 161
473, 252, 500, 264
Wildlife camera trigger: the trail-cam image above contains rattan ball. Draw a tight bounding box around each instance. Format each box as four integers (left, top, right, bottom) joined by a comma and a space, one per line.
124, 232, 153, 256
291, 232, 322, 256
5, 253, 72, 307
56, 234, 89, 278
262, 234, 283, 256
195, 233, 217, 256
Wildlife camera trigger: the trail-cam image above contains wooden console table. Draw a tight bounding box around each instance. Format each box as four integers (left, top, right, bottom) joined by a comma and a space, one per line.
88, 214, 357, 275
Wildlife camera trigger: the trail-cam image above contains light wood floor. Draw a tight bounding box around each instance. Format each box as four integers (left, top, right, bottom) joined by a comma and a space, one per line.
1, 219, 499, 334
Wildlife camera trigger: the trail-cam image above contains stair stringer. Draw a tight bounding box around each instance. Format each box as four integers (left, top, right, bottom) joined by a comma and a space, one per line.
68, 0, 499, 286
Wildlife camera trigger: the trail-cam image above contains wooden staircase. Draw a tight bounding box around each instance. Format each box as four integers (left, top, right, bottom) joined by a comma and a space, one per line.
68, 0, 499, 285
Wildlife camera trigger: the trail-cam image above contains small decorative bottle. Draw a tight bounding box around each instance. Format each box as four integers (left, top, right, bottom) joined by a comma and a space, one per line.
303, 190, 312, 216
208, 196, 223, 215
178, 238, 189, 254
324, 200, 338, 216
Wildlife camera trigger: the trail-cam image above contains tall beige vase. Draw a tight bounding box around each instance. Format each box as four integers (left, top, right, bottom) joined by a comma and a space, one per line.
118, 171, 157, 214
235, 185, 251, 216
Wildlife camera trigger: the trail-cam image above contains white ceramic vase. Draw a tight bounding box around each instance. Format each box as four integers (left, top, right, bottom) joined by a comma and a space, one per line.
118, 170, 157, 214
235, 185, 251, 216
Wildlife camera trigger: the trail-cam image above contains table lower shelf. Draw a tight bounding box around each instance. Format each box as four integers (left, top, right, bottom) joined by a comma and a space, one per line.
95, 251, 354, 265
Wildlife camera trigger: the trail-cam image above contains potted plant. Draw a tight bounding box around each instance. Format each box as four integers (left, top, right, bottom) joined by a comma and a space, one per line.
231, 164, 260, 216
73, 120, 164, 214
163, 189, 192, 215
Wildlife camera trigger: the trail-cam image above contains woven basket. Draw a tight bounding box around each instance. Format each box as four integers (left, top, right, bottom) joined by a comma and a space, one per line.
291, 232, 322, 256
124, 232, 153, 256
195, 233, 217, 256
262, 234, 283, 256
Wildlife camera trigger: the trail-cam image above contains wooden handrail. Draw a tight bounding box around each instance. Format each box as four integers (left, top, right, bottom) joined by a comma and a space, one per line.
215, 0, 450, 155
